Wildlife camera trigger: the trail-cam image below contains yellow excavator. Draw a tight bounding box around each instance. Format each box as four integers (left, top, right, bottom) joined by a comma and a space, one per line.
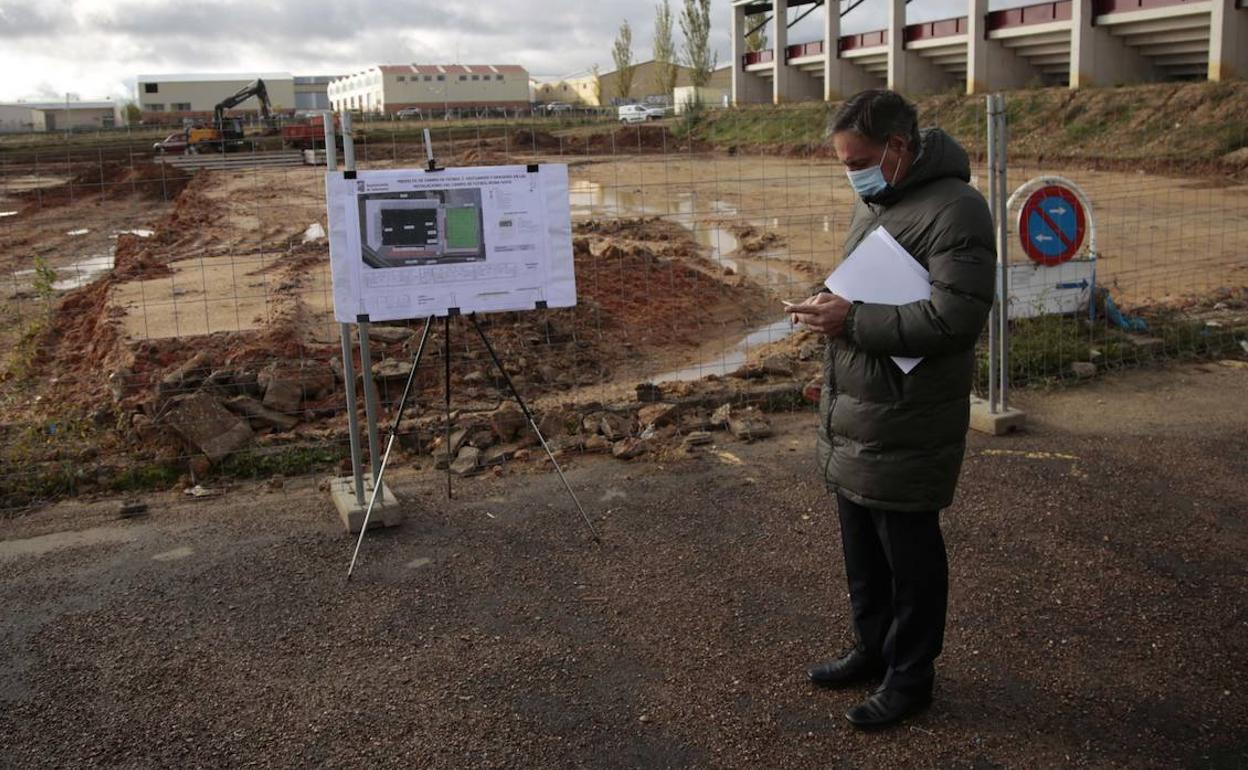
186, 79, 275, 153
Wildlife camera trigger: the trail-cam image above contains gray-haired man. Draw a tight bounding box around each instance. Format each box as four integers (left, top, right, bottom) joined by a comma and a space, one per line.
788, 89, 995, 729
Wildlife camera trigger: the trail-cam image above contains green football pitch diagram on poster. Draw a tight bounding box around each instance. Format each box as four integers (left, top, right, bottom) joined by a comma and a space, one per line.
325, 164, 575, 322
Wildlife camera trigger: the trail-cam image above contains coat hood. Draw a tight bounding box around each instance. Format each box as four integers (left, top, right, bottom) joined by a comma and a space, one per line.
866, 128, 971, 206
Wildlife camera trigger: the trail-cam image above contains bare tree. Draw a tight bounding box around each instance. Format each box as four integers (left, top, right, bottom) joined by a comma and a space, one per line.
612, 20, 636, 102
745, 13, 768, 53
652, 0, 678, 101
591, 63, 603, 106
680, 0, 717, 89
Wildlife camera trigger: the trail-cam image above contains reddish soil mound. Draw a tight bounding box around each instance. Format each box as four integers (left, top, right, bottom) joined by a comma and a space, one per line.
577, 217, 693, 246
573, 237, 750, 349
507, 129, 563, 151
147, 174, 217, 248
17, 159, 194, 212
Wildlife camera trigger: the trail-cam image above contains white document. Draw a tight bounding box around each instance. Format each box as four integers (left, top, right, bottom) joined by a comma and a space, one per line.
824, 226, 930, 374
325, 164, 575, 323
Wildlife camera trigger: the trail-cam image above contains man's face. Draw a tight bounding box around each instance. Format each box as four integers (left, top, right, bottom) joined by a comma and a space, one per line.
832, 130, 907, 183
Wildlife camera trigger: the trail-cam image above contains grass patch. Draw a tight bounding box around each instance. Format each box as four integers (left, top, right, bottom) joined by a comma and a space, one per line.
108, 464, 181, 493
976, 308, 1247, 392
3, 317, 47, 383
1063, 120, 1104, 143
216, 444, 346, 480
696, 104, 828, 148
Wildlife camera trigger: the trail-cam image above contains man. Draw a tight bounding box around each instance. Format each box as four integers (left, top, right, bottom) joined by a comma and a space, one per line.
787, 89, 995, 729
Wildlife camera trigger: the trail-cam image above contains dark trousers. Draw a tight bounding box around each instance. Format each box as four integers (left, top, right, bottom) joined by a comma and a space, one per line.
836, 493, 949, 693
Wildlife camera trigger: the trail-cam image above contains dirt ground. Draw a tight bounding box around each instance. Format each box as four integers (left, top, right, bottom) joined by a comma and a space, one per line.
0, 362, 1244, 769
564, 152, 1248, 309
6, 147, 1243, 412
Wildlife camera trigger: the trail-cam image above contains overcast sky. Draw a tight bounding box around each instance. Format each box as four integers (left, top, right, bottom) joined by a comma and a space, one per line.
0, 0, 1040, 102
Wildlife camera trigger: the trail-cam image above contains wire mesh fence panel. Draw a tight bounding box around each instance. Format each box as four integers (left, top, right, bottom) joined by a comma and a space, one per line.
1, 104, 1244, 515
983, 113, 1248, 394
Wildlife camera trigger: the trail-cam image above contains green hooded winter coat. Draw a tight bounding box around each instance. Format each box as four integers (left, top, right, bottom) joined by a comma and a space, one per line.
816, 128, 996, 512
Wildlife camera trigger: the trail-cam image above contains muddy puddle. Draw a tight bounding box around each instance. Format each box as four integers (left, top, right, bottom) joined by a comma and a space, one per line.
6, 229, 154, 295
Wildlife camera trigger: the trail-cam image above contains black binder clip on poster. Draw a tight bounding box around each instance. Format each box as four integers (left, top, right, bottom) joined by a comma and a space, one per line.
346, 138, 600, 581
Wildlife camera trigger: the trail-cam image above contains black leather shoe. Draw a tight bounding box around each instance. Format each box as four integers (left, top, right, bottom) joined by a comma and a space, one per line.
806, 648, 883, 688
844, 686, 932, 729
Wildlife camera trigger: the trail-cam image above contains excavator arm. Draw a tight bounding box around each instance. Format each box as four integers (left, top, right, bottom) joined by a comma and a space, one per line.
212, 79, 273, 127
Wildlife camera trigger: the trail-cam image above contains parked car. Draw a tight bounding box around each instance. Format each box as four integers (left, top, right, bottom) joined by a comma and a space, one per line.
618, 104, 666, 123
544, 102, 573, 114
152, 131, 187, 154
396, 107, 423, 120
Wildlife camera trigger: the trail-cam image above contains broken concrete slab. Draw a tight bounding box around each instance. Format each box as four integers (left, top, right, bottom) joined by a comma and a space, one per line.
483, 443, 522, 466
728, 408, 772, 441
537, 410, 576, 438
491, 404, 527, 443
258, 362, 335, 413
159, 351, 213, 396
466, 428, 497, 450
584, 435, 612, 453
682, 431, 714, 447
600, 412, 632, 441
1071, 362, 1097, 379
450, 446, 483, 476
612, 437, 648, 460
164, 392, 254, 463
448, 428, 470, 456
261, 379, 302, 415
760, 354, 795, 377
969, 396, 1027, 436
546, 434, 584, 454
225, 395, 299, 432
371, 358, 413, 383
367, 325, 413, 344
638, 403, 680, 428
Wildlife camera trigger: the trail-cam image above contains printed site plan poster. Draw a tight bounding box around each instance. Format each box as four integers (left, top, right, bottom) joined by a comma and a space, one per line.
325, 164, 575, 322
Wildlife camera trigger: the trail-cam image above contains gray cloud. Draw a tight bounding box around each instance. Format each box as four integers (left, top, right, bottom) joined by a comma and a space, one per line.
0, 2, 74, 38
0, 0, 1053, 101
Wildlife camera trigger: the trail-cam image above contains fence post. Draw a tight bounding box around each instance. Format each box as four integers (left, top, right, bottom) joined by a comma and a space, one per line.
994, 93, 1011, 411
326, 114, 365, 505
985, 95, 999, 414
322, 112, 337, 171
339, 112, 384, 485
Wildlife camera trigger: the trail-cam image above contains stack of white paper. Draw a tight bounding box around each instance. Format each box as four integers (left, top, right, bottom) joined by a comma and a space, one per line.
824, 226, 930, 374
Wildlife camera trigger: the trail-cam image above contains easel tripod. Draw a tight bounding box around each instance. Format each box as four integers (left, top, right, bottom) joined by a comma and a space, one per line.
345, 139, 599, 579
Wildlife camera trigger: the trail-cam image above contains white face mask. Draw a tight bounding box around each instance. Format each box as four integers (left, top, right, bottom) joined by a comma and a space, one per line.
845, 143, 900, 200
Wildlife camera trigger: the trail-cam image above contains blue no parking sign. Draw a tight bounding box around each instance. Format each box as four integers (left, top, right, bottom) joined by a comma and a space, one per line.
1018, 185, 1087, 266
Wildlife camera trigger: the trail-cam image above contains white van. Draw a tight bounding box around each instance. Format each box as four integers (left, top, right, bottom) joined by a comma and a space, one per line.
618, 104, 665, 123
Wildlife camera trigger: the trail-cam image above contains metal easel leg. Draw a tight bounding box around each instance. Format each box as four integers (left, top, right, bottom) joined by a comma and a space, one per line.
444, 314, 453, 500
346, 316, 435, 579
467, 313, 600, 543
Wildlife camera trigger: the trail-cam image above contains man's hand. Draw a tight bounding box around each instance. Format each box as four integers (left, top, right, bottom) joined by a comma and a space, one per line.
788, 292, 852, 337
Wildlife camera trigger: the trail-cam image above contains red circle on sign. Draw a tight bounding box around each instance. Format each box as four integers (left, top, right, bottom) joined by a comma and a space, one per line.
1018, 185, 1087, 266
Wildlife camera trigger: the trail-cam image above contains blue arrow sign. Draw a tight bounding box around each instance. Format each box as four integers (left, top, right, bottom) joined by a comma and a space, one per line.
1025, 194, 1079, 259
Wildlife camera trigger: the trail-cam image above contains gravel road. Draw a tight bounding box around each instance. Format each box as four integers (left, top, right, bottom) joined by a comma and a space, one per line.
2, 363, 1245, 769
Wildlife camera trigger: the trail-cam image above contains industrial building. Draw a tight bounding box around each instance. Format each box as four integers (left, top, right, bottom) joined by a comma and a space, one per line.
327, 64, 531, 114
134, 72, 340, 123
535, 61, 732, 107
293, 76, 337, 111
533, 72, 600, 105
0, 101, 118, 133
731, 0, 1248, 103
